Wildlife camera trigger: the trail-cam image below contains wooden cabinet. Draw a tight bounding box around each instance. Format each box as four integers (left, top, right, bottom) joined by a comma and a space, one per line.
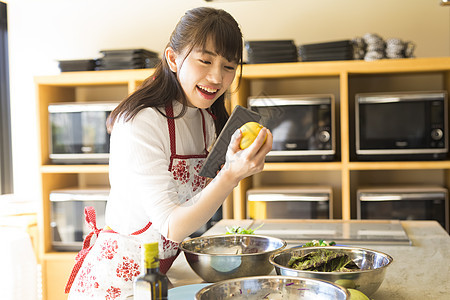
229, 57, 450, 221
35, 57, 450, 299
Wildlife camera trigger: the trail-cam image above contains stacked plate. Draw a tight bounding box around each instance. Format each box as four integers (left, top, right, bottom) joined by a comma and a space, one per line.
98, 49, 160, 70
58, 59, 99, 72
245, 40, 298, 64
298, 40, 354, 62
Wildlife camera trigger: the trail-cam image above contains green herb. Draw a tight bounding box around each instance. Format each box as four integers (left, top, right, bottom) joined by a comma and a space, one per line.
225, 223, 264, 235
288, 249, 360, 272
302, 239, 336, 247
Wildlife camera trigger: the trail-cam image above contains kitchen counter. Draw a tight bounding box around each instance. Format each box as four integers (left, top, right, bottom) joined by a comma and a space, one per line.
166, 219, 450, 299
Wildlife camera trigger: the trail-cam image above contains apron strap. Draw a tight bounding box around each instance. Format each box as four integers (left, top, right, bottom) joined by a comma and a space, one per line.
205, 108, 217, 121
198, 109, 209, 154
166, 103, 209, 170
65, 206, 102, 293
165, 102, 177, 158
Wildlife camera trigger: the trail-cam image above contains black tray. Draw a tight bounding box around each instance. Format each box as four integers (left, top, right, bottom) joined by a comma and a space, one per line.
245, 40, 296, 50
299, 46, 353, 56
299, 40, 353, 50
199, 105, 261, 178
58, 59, 98, 72
100, 48, 159, 58
247, 57, 298, 64
247, 48, 298, 56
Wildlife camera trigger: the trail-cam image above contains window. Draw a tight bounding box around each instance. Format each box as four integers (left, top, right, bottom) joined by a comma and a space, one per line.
0, 1, 13, 194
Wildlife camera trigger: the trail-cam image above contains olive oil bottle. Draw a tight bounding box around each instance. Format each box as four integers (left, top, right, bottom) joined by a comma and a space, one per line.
133, 242, 168, 300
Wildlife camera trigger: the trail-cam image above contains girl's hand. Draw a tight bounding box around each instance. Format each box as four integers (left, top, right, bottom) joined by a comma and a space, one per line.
220, 126, 273, 185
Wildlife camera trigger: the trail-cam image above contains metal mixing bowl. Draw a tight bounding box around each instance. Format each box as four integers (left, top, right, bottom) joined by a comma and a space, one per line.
180, 234, 287, 282
195, 275, 350, 300
269, 246, 393, 296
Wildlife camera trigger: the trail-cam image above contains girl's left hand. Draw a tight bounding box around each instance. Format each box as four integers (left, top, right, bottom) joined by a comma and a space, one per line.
221, 126, 273, 185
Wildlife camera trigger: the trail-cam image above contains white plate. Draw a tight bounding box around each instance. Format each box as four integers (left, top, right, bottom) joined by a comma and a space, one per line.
169, 283, 211, 300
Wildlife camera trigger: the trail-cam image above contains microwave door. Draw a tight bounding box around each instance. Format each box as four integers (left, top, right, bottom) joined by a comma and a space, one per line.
356, 93, 448, 157
82, 111, 110, 154
358, 101, 427, 151
50, 111, 82, 155
357, 192, 449, 231
50, 191, 108, 251
248, 193, 331, 219
48, 102, 118, 164
251, 100, 334, 157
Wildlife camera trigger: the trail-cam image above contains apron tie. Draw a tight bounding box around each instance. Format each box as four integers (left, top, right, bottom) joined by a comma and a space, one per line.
65, 206, 102, 293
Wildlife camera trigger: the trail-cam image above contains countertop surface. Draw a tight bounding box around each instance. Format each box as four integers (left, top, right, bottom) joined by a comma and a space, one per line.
166, 219, 450, 299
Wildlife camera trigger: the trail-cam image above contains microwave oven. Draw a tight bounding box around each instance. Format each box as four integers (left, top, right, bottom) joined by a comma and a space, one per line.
357, 185, 449, 232
248, 94, 335, 162
246, 185, 332, 219
355, 91, 448, 160
48, 102, 119, 164
50, 187, 109, 251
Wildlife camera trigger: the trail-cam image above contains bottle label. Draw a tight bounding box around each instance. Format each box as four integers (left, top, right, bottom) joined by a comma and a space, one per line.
142, 242, 159, 269
134, 278, 168, 300
134, 281, 152, 299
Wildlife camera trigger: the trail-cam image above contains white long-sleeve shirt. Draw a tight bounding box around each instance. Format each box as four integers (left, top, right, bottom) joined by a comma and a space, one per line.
105, 101, 215, 241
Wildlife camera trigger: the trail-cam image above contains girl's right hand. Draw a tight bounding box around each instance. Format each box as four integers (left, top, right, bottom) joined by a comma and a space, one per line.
220, 126, 273, 185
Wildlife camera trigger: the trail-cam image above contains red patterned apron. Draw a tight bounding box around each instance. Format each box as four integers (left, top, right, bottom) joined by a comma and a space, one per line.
66, 103, 209, 299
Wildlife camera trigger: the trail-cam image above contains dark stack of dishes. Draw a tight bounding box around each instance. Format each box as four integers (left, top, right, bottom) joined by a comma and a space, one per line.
98, 49, 160, 70
245, 40, 298, 64
58, 59, 99, 72
298, 40, 354, 62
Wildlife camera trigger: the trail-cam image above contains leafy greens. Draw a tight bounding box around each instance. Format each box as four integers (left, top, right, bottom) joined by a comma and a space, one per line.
225, 223, 264, 235
288, 249, 360, 272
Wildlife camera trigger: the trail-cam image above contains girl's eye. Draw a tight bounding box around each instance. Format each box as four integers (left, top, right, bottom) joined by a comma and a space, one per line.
225, 65, 236, 71
200, 59, 211, 65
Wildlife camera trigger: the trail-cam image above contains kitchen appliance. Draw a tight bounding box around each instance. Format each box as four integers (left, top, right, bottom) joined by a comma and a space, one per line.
48, 102, 119, 164
248, 94, 335, 162
246, 186, 333, 219
357, 185, 449, 232
50, 187, 109, 251
355, 91, 448, 160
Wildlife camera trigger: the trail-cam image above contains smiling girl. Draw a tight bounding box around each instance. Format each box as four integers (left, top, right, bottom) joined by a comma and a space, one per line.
65, 7, 272, 299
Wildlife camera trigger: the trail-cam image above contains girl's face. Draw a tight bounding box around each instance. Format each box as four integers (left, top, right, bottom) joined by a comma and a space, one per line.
166, 39, 238, 109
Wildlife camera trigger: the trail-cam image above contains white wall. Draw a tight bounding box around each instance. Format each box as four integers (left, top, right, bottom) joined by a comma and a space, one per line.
5, 0, 450, 200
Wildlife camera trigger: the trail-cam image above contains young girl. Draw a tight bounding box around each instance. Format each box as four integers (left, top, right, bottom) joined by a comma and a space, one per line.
66, 6, 272, 299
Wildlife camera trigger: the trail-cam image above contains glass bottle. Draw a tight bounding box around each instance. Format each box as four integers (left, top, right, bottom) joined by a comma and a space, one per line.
133, 242, 168, 300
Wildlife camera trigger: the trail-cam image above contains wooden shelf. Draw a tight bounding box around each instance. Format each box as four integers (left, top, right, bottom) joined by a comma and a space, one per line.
348, 161, 450, 170
40, 164, 109, 173
34, 68, 154, 85
238, 57, 450, 78
264, 162, 342, 171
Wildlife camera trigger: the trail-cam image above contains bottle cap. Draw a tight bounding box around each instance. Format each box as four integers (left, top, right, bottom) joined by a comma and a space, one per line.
142, 242, 159, 269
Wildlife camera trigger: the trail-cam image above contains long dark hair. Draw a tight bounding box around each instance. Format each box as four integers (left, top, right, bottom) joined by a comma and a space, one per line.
106, 7, 243, 135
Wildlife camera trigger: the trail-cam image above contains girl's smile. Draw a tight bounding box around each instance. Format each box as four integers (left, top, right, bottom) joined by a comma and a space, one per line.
197, 84, 219, 100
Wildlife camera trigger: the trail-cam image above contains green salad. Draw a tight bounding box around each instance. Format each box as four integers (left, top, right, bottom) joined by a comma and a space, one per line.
225, 223, 264, 234
288, 249, 360, 272
302, 239, 336, 247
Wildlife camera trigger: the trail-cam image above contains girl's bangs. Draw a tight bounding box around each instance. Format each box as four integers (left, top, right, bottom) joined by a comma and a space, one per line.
196, 22, 242, 64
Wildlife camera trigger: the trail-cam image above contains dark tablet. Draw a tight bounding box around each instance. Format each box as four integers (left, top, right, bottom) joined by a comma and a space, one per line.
199, 105, 261, 178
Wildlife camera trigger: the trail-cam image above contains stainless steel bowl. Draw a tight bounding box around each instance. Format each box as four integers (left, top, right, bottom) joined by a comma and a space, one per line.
195, 275, 350, 300
269, 246, 393, 296
180, 234, 287, 282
